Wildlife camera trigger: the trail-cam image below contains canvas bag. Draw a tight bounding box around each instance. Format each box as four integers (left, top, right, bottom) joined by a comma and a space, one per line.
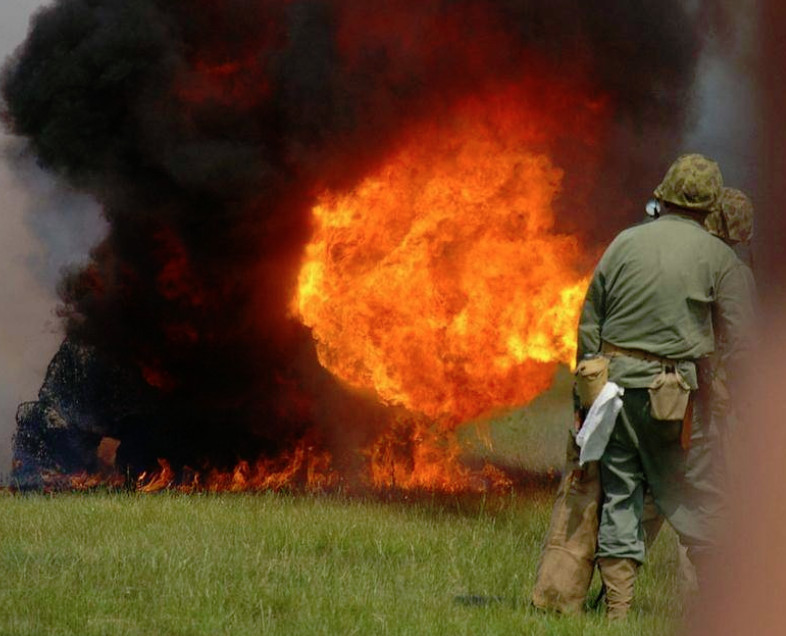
574, 356, 609, 409
648, 367, 691, 420
531, 431, 602, 614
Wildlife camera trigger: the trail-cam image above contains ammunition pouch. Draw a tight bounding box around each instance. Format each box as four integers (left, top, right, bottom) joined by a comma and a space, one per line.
601, 342, 694, 422
648, 367, 692, 421
574, 356, 609, 409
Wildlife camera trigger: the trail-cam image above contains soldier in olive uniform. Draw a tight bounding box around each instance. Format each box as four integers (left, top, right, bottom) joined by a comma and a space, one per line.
533, 173, 755, 617
706, 187, 755, 266
578, 154, 754, 619
689, 188, 756, 496
640, 186, 755, 564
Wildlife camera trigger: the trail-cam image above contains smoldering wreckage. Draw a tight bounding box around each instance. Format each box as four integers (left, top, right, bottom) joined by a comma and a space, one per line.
3, 0, 723, 491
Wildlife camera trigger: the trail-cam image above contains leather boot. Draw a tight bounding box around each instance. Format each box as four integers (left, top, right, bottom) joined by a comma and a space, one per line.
597, 556, 638, 620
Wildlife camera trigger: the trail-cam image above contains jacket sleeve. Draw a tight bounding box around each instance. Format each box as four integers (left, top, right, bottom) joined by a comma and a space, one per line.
576, 266, 606, 364
714, 260, 756, 395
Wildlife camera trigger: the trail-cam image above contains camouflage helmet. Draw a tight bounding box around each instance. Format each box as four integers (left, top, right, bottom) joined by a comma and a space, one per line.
653, 153, 724, 213
705, 187, 754, 244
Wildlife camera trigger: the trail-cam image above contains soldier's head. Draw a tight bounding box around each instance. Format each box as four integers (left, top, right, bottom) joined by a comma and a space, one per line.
653, 153, 724, 218
705, 187, 754, 247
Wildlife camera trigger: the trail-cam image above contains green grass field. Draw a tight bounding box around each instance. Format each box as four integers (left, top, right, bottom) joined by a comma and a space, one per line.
0, 490, 683, 635
459, 365, 576, 474
0, 367, 684, 634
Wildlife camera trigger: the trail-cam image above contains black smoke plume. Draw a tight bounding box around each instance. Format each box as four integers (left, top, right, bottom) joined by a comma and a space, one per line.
2, 0, 722, 479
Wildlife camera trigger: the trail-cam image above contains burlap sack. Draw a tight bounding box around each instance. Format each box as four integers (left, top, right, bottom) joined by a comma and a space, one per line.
532, 431, 602, 614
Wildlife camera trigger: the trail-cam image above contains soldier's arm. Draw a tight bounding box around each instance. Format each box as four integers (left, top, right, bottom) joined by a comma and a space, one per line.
576, 266, 606, 363
714, 260, 756, 395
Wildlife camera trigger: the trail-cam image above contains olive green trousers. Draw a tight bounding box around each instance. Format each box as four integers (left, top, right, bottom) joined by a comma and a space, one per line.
597, 389, 726, 563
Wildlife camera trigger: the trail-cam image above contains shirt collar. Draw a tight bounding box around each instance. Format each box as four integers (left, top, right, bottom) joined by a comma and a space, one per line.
656, 213, 706, 230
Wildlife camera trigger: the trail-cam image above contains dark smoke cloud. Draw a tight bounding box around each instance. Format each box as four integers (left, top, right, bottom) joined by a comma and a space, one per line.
4, 1, 714, 195
1, 0, 726, 472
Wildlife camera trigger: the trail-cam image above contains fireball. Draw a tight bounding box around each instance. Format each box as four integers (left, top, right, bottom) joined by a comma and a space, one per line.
293, 85, 599, 422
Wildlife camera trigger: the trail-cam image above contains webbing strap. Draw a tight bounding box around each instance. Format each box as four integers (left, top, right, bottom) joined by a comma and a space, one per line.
601, 341, 681, 367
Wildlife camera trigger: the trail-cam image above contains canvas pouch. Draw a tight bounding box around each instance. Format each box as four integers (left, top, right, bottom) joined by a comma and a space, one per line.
648, 367, 691, 421
575, 356, 609, 409
531, 431, 602, 614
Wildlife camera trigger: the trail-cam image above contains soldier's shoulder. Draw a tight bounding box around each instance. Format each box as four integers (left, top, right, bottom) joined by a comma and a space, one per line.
703, 232, 741, 263
593, 221, 647, 257
609, 222, 647, 244
700, 234, 752, 282
606, 220, 659, 249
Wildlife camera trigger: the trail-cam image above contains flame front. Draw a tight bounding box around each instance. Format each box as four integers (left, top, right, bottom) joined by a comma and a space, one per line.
130, 422, 512, 495
293, 89, 594, 421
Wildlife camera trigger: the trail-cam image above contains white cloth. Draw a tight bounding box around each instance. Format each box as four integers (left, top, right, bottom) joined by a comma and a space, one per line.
575, 381, 624, 466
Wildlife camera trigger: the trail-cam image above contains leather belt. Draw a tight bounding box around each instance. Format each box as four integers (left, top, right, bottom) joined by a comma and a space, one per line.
601, 341, 682, 367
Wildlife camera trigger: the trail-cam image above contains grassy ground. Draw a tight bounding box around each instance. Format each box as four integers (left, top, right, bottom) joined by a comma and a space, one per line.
459, 365, 576, 474
0, 490, 684, 636
0, 367, 685, 634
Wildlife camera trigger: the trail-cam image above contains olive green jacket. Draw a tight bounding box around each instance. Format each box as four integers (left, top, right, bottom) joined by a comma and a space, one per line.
577, 214, 755, 390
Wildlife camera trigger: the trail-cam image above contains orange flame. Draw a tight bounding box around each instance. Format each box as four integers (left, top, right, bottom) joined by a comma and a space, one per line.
129, 422, 512, 495
61, 83, 606, 496
363, 419, 512, 493
293, 86, 596, 421
136, 441, 340, 494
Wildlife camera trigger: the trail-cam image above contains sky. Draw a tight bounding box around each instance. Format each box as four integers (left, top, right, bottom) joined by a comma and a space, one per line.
0, 0, 54, 478
0, 1, 759, 478
0, 0, 107, 478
